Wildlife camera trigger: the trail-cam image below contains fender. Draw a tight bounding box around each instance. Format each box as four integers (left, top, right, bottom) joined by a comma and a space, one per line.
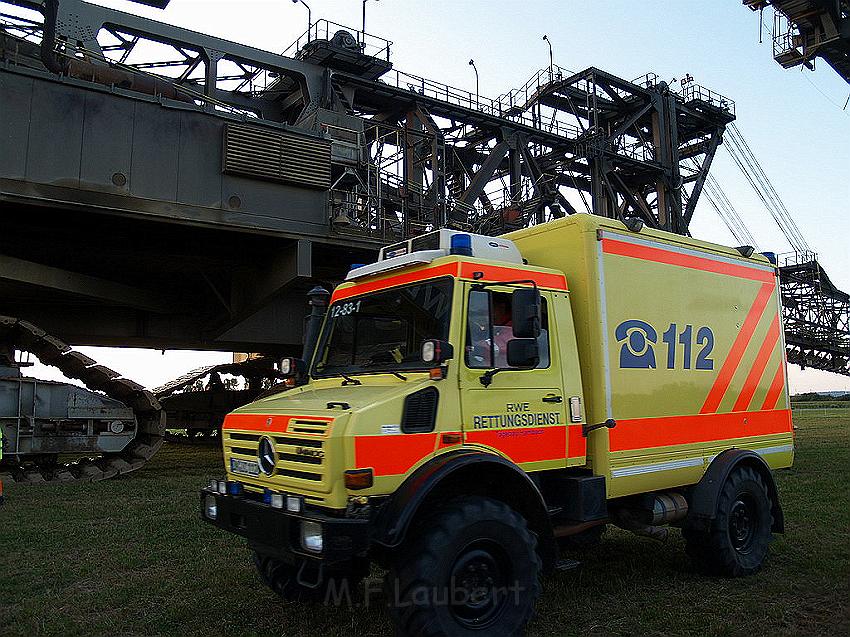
687, 448, 785, 533
371, 449, 554, 560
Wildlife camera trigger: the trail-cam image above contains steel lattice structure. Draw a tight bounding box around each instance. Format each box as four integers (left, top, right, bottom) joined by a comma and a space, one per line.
745, 0, 850, 84
0, 0, 846, 376
780, 253, 850, 375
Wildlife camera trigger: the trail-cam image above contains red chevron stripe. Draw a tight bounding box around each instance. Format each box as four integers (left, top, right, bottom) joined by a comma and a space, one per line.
701, 282, 775, 414
733, 314, 781, 412
761, 361, 787, 411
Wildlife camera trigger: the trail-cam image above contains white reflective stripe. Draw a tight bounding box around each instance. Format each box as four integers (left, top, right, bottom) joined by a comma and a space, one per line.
611, 444, 793, 480
599, 230, 776, 274
611, 457, 704, 478
707, 443, 795, 464
754, 444, 794, 456
597, 239, 613, 419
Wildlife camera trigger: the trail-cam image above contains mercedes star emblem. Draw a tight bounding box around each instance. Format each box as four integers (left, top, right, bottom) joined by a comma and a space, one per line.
257, 436, 276, 476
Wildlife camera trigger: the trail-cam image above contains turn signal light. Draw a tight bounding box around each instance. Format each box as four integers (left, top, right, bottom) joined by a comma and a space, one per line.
441, 432, 462, 445
344, 468, 374, 490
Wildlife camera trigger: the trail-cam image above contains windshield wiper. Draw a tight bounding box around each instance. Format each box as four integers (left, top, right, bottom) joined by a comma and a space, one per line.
389, 371, 407, 381
340, 373, 362, 386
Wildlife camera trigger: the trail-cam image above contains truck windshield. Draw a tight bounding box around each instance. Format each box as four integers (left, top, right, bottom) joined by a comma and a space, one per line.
312, 277, 453, 378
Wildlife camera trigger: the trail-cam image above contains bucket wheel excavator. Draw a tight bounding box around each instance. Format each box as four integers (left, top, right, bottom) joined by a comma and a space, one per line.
0, 316, 163, 484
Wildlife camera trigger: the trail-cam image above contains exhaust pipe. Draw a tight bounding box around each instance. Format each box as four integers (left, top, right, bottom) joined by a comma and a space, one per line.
301, 286, 330, 364
612, 492, 689, 542
647, 492, 689, 525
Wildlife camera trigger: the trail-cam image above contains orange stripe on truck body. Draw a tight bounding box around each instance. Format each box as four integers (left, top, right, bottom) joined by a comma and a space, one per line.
701, 282, 776, 414
465, 426, 566, 464
761, 362, 787, 411
458, 263, 568, 290
609, 409, 792, 452
601, 238, 776, 283
354, 433, 437, 476
732, 314, 781, 412
333, 260, 568, 303
567, 425, 587, 458
332, 262, 459, 302
223, 413, 332, 434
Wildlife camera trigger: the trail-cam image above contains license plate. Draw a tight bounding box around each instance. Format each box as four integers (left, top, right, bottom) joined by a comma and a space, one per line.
230, 457, 259, 477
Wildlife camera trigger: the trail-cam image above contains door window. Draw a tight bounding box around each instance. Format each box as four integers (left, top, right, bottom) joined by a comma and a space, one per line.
464, 289, 550, 369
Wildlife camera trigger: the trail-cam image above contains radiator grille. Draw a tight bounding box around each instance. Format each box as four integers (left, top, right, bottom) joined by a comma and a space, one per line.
226, 431, 325, 482
223, 124, 331, 189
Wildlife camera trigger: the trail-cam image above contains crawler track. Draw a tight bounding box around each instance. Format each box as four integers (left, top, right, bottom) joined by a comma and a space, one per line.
0, 315, 164, 485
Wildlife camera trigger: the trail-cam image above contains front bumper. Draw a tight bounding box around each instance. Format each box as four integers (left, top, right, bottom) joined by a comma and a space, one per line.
199, 488, 370, 566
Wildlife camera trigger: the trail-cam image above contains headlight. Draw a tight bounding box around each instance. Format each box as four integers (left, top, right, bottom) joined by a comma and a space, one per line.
204, 494, 218, 520
300, 520, 323, 553
286, 495, 303, 513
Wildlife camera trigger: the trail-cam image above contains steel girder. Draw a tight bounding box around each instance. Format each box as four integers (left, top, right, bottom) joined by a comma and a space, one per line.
779, 254, 850, 376
780, 256, 850, 376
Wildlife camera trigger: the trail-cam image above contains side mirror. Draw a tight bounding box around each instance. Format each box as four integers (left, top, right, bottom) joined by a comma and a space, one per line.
511, 288, 541, 338
506, 338, 539, 368
422, 340, 454, 365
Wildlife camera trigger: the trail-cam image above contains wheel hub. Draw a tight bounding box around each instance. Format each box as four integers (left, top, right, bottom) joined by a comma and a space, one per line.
729, 496, 757, 552
450, 542, 510, 629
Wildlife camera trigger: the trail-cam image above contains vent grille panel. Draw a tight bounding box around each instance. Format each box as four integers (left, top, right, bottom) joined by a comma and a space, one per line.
402, 387, 439, 434
223, 124, 331, 189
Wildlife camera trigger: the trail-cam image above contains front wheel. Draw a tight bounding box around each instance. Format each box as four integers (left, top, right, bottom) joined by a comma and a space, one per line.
684, 465, 774, 577
252, 551, 364, 604
385, 496, 542, 636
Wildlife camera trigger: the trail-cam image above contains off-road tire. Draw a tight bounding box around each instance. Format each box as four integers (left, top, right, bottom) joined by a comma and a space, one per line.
252, 551, 364, 604
385, 496, 542, 636
684, 466, 773, 577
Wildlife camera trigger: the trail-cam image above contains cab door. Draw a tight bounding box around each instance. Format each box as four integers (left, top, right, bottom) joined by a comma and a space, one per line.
459, 283, 569, 470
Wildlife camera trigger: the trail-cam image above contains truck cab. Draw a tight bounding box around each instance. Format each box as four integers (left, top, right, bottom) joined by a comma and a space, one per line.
201, 218, 791, 636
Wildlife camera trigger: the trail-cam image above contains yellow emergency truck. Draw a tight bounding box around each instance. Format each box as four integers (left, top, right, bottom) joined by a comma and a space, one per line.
201, 214, 792, 636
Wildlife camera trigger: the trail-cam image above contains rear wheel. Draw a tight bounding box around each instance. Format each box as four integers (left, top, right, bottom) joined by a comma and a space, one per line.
252, 551, 364, 604
684, 466, 773, 577
385, 496, 541, 636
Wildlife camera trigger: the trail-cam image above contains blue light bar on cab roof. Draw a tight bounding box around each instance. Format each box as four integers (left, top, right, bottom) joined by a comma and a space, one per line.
449, 233, 473, 256
346, 229, 523, 281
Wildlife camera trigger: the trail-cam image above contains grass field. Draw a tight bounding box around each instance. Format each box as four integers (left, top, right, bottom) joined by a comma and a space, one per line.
2, 410, 849, 637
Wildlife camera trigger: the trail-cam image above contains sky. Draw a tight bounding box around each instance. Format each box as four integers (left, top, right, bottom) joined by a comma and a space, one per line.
26, 0, 850, 393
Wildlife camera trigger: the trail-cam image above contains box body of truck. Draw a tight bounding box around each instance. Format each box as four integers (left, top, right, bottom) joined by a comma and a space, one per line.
508, 215, 792, 498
